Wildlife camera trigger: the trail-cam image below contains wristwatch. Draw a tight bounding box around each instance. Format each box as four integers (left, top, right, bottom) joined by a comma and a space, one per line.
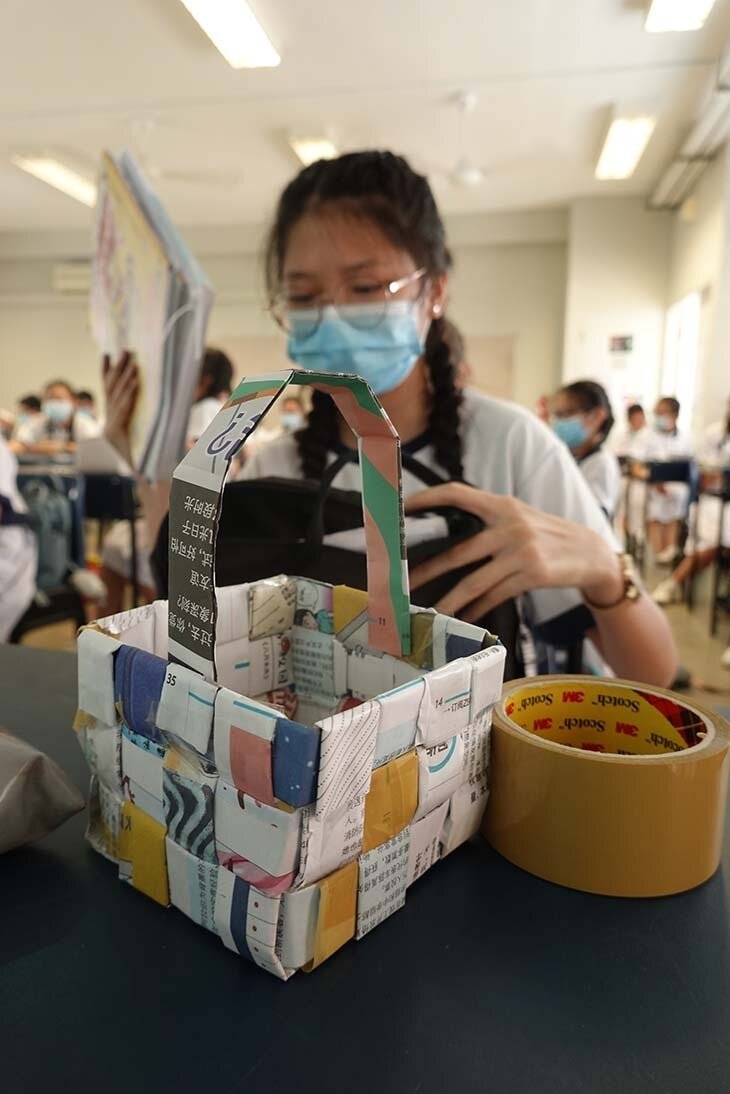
583, 553, 641, 610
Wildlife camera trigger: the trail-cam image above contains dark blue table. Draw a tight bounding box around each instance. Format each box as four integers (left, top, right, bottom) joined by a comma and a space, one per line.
2, 645, 729, 1094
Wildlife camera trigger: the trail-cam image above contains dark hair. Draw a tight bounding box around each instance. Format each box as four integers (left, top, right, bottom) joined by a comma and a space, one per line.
264, 151, 463, 481
658, 396, 680, 417
19, 394, 41, 412
76, 390, 94, 403
200, 348, 234, 400
559, 380, 615, 446
627, 403, 644, 419
43, 378, 74, 398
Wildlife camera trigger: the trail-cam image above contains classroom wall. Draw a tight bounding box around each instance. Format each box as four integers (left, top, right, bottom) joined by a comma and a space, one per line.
562, 197, 672, 418
0, 210, 568, 413
666, 148, 730, 433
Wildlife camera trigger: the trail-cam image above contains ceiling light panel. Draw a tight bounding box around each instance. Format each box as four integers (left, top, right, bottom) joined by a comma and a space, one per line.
179, 0, 280, 68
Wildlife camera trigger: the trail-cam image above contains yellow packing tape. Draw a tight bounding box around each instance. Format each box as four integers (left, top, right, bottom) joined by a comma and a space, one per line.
484, 676, 730, 897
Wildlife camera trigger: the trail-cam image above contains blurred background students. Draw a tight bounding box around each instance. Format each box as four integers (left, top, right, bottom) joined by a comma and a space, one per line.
11, 379, 101, 457
643, 396, 694, 563
614, 403, 648, 459
186, 347, 234, 445
551, 380, 621, 520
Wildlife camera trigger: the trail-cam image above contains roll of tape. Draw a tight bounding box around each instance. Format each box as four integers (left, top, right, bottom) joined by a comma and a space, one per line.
483, 676, 730, 897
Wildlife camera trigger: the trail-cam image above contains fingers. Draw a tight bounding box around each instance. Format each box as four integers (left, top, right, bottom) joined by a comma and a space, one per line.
406, 483, 525, 526
433, 551, 522, 617
460, 573, 530, 622
410, 527, 506, 590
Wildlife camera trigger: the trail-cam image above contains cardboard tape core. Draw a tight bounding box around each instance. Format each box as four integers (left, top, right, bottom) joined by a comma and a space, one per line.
503, 680, 709, 757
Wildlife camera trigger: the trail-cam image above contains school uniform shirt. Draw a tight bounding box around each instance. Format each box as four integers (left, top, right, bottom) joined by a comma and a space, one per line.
241, 387, 618, 642
613, 426, 649, 460
693, 420, 730, 550
187, 396, 226, 445
577, 448, 622, 520
697, 420, 730, 469
0, 438, 36, 640
14, 410, 101, 447
641, 427, 694, 524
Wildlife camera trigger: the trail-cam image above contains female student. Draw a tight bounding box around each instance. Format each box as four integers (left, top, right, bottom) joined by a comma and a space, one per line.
11, 378, 100, 457
551, 380, 621, 519
105, 151, 677, 686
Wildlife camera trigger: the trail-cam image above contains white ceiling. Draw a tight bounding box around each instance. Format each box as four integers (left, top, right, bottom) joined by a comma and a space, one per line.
1, 0, 729, 231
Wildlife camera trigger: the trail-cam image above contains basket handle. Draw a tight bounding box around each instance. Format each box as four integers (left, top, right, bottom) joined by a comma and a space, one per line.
167, 369, 412, 681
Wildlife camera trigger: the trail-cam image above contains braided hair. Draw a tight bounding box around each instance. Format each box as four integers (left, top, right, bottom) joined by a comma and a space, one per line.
264, 151, 464, 481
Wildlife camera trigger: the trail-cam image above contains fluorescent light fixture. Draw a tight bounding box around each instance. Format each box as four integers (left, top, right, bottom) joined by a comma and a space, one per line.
11, 154, 97, 206
595, 115, 656, 180
289, 137, 339, 167
645, 0, 716, 32
179, 0, 279, 68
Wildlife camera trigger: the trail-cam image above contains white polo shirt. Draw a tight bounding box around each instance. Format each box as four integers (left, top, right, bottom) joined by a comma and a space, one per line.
242, 388, 617, 635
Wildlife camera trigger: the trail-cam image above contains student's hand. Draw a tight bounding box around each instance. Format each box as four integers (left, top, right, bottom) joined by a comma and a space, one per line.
405, 483, 623, 620
103, 351, 139, 467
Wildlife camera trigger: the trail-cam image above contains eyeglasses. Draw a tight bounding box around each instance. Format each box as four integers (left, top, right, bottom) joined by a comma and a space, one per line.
269, 267, 427, 338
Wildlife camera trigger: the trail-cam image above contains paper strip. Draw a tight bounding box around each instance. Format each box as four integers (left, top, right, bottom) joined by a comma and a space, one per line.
77, 629, 120, 724
166, 837, 220, 932
156, 663, 218, 754
214, 687, 277, 805
163, 744, 218, 862
246, 889, 295, 980
118, 801, 169, 906
362, 750, 418, 853
306, 859, 358, 970
214, 779, 302, 885
413, 735, 465, 822
416, 658, 472, 746
272, 717, 321, 808
407, 800, 449, 886
356, 828, 410, 940
214, 866, 253, 959
249, 576, 296, 640
121, 725, 166, 825
315, 701, 381, 818
373, 678, 424, 768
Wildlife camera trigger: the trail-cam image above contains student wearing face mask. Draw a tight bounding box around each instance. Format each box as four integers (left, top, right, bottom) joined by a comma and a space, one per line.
14, 395, 42, 433
551, 381, 621, 520
280, 394, 306, 434
103, 151, 677, 686
613, 403, 647, 459
641, 396, 694, 564
11, 379, 101, 457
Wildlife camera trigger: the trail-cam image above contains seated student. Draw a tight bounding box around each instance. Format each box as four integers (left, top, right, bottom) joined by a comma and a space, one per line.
99, 348, 235, 613
641, 396, 694, 564
74, 389, 99, 423
0, 436, 36, 640
613, 403, 647, 459
653, 400, 730, 670
14, 394, 42, 433
11, 379, 101, 457
103, 151, 678, 686
551, 380, 621, 520
187, 348, 235, 445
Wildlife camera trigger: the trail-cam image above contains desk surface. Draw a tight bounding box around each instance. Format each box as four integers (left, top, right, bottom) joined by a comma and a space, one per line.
2, 646, 730, 1094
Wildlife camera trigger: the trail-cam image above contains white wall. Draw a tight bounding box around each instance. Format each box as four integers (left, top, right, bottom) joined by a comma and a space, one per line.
0, 210, 568, 414
563, 197, 672, 419
667, 148, 730, 433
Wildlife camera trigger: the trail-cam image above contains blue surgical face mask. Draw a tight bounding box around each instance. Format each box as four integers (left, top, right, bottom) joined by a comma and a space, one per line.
654, 415, 673, 432
287, 301, 425, 396
76, 406, 95, 418
552, 414, 589, 451
281, 411, 304, 432
43, 398, 73, 424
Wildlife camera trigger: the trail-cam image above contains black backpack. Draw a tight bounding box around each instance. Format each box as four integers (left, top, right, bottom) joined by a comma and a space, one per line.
152, 450, 524, 679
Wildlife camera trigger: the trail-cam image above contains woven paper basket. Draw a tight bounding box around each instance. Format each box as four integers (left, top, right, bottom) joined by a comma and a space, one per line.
74, 370, 506, 979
